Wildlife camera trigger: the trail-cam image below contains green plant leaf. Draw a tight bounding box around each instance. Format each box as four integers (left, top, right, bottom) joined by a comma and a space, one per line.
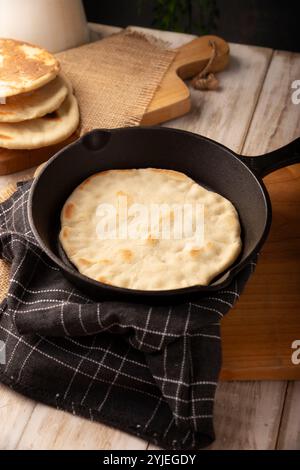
138, 0, 219, 34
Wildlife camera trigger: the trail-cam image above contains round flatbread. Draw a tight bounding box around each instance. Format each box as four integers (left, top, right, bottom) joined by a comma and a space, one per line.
0, 38, 60, 98
0, 92, 79, 149
0, 74, 71, 122
60, 169, 242, 290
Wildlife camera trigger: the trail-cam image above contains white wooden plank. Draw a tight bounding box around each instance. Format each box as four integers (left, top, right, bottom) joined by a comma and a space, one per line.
244, 51, 300, 155
243, 50, 300, 155
214, 50, 300, 448
208, 382, 287, 449
0, 167, 35, 191
0, 385, 35, 449
148, 382, 287, 450
17, 403, 146, 450
131, 27, 273, 155
277, 382, 300, 450
164, 43, 272, 153
240, 50, 300, 379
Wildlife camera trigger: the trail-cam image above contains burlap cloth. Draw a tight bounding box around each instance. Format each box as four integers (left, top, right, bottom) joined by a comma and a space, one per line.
58, 28, 176, 132
0, 29, 176, 298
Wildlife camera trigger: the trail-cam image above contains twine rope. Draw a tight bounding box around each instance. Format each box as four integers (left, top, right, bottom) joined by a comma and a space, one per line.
191, 40, 219, 91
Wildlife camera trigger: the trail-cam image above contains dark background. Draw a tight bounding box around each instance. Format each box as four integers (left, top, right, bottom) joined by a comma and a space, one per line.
83, 0, 300, 52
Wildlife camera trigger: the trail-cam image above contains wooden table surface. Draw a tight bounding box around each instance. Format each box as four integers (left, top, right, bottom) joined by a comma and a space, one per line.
0, 24, 299, 450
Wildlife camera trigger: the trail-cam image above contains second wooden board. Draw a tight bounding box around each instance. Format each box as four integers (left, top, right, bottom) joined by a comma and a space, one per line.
142, 35, 229, 125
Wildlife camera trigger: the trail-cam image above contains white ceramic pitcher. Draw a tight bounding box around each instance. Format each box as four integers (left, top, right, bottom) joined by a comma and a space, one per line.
0, 0, 89, 52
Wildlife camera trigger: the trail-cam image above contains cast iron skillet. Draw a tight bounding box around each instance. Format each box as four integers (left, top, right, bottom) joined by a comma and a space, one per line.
28, 126, 300, 301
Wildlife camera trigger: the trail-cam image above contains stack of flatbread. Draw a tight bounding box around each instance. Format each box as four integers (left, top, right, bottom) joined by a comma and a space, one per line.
0, 38, 80, 151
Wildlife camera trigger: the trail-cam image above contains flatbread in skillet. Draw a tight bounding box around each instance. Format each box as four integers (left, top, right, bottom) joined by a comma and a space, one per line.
60, 169, 242, 290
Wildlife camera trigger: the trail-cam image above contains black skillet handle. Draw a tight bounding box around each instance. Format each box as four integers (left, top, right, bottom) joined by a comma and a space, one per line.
238, 138, 300, 178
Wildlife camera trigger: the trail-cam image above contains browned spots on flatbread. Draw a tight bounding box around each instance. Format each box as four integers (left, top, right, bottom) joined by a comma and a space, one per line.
120, 249, 133, 262
190, 248, 204, 257
61, 227, 69, 239
225, 214, 237, 228
98, 259, 112, 265
80, 177, 92, 189
64, 203, 75, 219
0, 111, 14, 116
0, 134, 11, 140
0, 39, 59, 94
147, 235, 158, 246
78, 258, 92, 267
97, 276, 109, 284
116, 190, 133, 205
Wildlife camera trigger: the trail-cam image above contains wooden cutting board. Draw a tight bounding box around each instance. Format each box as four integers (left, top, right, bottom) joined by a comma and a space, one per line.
0, 132, 79, 176
141, 35, 229, 125
221, 164, 300, 381
0, 35, 229, 176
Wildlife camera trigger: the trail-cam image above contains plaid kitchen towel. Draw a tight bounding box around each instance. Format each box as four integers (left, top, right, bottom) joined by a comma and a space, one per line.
0, 182, 255, 450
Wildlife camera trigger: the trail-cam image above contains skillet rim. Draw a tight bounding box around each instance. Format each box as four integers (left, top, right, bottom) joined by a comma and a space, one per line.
28, 126, 272, 297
